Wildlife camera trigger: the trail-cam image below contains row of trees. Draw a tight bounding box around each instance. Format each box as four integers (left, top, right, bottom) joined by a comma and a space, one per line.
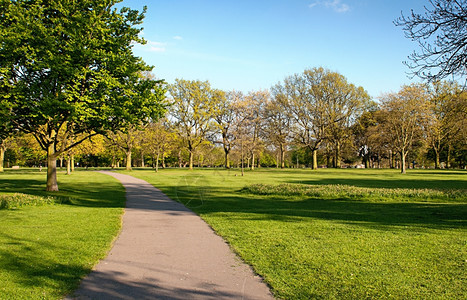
1, 0, 466, 191
3, 69, 465, 174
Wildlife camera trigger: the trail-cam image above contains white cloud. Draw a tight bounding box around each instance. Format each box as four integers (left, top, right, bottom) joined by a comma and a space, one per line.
173, 36, 183, 40
147, 41, 166, 52
308, 2, 319, 9
133, 40, 167, 52
309, 0, 350, 13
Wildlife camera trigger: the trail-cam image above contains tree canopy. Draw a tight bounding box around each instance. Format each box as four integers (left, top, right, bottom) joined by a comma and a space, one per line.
0, 0, 166, 190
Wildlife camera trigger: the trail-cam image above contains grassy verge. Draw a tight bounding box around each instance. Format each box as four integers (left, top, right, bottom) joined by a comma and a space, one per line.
0, 170, 125, 299
123, 168, 467, 299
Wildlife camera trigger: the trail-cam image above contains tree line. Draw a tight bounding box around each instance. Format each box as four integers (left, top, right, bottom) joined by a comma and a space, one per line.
3, 69, 466, 176
1, 0, 466, 191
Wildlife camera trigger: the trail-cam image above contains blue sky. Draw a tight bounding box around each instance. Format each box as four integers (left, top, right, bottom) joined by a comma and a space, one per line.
119, 0, 427, 99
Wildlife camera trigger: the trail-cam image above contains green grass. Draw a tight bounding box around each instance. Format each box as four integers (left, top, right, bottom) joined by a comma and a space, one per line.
0, 170, 125, 299
122, 168, 467, 300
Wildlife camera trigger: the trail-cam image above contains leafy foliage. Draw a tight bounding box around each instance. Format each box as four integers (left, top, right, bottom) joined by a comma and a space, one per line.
0, 0, 166, 190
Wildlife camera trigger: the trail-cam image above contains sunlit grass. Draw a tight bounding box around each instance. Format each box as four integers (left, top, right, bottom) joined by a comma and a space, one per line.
0, 170, 125, 299
124, 168, 467, 299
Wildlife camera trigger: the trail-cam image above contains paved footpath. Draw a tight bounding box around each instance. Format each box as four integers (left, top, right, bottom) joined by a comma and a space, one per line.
69, 171, 274, 300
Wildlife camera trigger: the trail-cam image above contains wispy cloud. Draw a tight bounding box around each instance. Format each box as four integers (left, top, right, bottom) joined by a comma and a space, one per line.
133, 40, 167, 52
173, 36, 183, 40
309, 0, 350, 13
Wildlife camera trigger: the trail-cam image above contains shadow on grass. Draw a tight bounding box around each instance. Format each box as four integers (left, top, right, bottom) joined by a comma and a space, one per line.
289, 177, 467, 190
0, 231, 91, 297
0, 176, 125, 208
157, 185, 467, 232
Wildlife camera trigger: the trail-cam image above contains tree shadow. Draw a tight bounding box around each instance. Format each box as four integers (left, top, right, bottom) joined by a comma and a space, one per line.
69, 269, 248, 300
0, 231, 92, 298
288, 177, 467, 190
157, 184, 467, 232
0, 176, 125, 208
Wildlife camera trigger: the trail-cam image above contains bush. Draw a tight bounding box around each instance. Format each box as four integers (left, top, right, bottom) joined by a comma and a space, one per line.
0, 193, 58, 209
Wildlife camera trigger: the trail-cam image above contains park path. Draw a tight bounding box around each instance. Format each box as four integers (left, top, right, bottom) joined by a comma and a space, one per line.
68, 171, 274, 300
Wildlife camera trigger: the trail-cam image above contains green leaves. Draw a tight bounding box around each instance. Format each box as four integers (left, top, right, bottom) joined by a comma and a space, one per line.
1, 0, 166, 144
1, 0, 166, 189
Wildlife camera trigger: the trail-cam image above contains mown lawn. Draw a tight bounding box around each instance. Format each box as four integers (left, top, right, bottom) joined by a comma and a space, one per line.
0, 170, 125, 299
124, 168, 467, 299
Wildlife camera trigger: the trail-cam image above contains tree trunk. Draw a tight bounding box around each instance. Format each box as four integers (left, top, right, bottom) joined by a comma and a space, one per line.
156, 150, 160, 173
141, 152, 145, 168
178, 150, 182, 168
446, 143, 452, 169
241, 140, 244, 176
251, 153, 255, 170
280, 144, 285, 169
126, 149, 132, 171
224, 149, 230, 169
434, 148, 440, 169
0, 143, 5, 172
47, 143, 59, 191
400, 151, 406, 174
66, 155, 71, 175
335, 141, 341, 168
312, 149, 318, 170
71, 155, 75, 172
188, 150, 194, 170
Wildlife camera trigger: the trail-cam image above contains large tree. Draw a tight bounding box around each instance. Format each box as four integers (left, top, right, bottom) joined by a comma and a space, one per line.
263, 93, 291, 168
395, 0, 467, 82
379, 84, 430, 174
275, 67, 367, 169
426, 81, 464, 168
212, 90, 241, 169
1, 0, 166, 190
322, 73, 370, 168
168, 79, 220, 170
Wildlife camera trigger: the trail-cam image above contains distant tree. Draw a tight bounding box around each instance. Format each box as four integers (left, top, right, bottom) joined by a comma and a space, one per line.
322, 73, 370, 168
274, 69, 327, 170
263, 93, 291, 168
212, 90, 239, 168
0, 1, 166, 190
168, 79, 220, 170
243, 91, 267, 170
425, 81, 462, 168
395, 0, 467, 82
276, 67, 367, 169
0, 77, 14, 172
379, 84, 430, 174
107, 126, 144, 171
143, 119, 176, 172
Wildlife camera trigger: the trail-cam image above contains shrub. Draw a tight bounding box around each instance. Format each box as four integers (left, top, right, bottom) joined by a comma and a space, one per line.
0, 193, 58, 209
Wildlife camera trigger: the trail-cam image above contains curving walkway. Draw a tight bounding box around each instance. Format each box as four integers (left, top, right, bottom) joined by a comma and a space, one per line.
68, 171, 274, 300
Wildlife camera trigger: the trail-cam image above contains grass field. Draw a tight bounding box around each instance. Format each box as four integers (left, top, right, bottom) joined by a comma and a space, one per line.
0, 168, 465, 299
122, 168, 467, 299
0, 170, 125, 299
